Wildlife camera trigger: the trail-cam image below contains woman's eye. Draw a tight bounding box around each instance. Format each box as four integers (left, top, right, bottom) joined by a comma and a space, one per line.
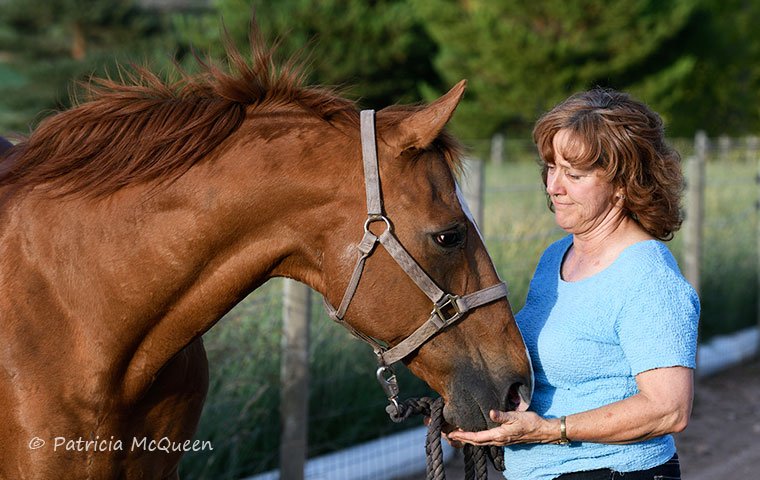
433, 230, 464, 249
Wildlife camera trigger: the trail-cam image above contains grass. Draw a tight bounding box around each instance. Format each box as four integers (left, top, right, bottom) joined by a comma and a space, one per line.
698, 155, 758, 338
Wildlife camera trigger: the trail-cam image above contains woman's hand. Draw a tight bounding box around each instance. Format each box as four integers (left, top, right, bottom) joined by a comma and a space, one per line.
446, 410, 559, 447
448, 366, 695, 447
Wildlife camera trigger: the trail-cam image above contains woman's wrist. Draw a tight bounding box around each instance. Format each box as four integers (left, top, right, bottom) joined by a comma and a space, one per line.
539, 417, 562, 444
543, 416, 571, 444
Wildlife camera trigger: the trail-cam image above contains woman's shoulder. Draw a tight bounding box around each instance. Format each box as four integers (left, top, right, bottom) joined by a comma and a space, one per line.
616, 240, 698, 305
619, 240, 682, 278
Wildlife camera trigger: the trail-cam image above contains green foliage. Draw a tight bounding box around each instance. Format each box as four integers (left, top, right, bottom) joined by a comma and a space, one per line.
412, 0, 704, 139
0, 0, 155, 59
655, 0, 760, 136
0, 0, 174, 131
698, 155, 758, 338
171, 0, 440, 108
1, 0, 759, 136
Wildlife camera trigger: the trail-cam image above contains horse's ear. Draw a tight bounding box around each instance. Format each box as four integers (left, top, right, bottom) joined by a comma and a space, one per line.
381, 80, 466, 154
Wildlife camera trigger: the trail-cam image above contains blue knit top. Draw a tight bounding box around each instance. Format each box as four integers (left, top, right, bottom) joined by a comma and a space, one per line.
503, 235, 699, 480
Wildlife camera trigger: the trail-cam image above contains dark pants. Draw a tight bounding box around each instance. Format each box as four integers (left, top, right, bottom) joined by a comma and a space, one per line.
555, 454, 680, 480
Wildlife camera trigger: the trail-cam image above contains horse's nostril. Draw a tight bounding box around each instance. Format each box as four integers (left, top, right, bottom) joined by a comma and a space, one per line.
505, 382, 531, 412
506, 383, 523, 411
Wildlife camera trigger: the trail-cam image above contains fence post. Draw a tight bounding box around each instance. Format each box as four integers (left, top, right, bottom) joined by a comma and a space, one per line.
684, 131, 706, 297
280, 279, 311, 480
752, 136, 760, 353
718, 135, 731, 161
490, 133, 504, 166
461, 156, 485, 231
746, 135, 758, 162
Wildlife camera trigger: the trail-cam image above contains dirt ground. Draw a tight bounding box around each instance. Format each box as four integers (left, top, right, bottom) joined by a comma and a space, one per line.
677, 356, 760, 479
401, 356, 760, 479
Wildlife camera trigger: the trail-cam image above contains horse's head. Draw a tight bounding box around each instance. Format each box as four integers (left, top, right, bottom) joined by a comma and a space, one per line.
321, 81, 533, 432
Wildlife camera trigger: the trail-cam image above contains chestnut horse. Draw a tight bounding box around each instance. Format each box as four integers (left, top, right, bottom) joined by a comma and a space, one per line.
0, 33, 532, 479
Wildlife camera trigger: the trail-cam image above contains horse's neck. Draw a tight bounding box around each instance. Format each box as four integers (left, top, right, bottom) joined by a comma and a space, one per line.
1, 116, 358, 401
105, 120, 358, 399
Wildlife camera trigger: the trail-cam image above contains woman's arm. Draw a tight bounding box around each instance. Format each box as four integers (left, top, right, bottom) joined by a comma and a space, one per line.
446, 366, 693, 446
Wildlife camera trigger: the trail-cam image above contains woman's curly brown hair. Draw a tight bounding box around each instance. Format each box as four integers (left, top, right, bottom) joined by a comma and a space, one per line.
533, 88, 684, 241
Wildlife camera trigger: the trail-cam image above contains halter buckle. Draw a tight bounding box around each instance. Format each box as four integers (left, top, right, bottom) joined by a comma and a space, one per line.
431, 294, 462, 328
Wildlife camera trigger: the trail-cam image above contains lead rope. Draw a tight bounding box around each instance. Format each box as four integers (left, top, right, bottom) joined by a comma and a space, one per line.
386, 397, 505, 480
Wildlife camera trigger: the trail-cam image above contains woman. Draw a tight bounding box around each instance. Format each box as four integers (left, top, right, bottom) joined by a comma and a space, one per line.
448, 88, 699, 480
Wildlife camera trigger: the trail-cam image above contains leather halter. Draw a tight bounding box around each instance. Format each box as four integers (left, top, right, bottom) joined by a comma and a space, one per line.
323, 110, 509, 410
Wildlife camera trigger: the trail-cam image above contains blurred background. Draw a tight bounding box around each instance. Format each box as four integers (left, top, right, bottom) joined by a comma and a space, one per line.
2, 0, 759, 138
1, 1, 758, 479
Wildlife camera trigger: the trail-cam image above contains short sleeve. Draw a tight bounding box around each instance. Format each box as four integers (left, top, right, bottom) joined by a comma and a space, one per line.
617, 273, 700, 376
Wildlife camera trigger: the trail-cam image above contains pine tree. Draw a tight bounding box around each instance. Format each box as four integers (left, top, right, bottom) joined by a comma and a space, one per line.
0, 0, 169, 131
412, 0, 703, 139
171, 0, 441, 109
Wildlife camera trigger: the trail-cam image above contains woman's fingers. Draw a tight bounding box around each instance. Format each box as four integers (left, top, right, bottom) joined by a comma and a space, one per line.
490, 409, 515, 423
446, 410, 523, 446
447, 428, 507, 446
442, 431, 465, 449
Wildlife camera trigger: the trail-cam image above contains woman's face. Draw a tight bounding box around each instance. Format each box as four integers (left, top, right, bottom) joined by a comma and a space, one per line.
545, 129, 620, 235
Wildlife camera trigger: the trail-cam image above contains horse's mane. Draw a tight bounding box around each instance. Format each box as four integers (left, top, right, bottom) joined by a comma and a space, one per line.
0, 26, 358, 198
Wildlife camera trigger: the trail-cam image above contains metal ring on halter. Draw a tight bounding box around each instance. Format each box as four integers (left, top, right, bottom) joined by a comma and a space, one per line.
364, 215, 391, 234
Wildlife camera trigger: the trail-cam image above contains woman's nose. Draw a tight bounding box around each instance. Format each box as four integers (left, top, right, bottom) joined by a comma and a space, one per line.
546, 169, 563, 196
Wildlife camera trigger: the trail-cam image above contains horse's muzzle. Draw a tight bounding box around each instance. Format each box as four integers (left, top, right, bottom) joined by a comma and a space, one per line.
443, 373, 533, 432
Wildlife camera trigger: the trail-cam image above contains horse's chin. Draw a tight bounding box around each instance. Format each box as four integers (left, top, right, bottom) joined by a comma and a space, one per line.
442, 389, 494, 432
443, 382, 530, 432
443, 402, 490, 433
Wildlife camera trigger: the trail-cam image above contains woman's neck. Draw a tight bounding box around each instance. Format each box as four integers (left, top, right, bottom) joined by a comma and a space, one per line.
563, 217, 653, 282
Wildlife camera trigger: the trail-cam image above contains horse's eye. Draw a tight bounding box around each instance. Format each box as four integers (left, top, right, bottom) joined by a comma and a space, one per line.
433, 229, 464, 249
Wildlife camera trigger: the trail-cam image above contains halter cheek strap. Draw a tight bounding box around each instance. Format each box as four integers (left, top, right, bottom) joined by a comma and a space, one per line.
323, 109, 509, 368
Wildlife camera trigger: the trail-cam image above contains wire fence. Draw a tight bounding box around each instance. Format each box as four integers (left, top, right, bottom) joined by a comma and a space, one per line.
178, 134, 760, 480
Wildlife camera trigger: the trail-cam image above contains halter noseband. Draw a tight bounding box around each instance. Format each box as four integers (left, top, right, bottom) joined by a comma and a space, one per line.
323, 109, 509, 413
